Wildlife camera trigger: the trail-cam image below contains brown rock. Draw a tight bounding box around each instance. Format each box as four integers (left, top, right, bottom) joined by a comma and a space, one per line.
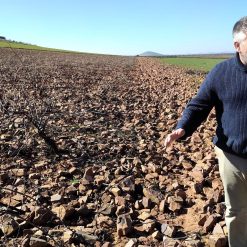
143, 219, 155, 233
0, 215, 19, 236
79, 181, 89, 192
96, 215, 114, 227
69, 167, 80, 175
0, 134, 12, 140
167, 196, 183, 212
78, 195, 88, 204
193, 181, 205, 194
29, 173, 41, 179
212, 223, 225, 235
182, 162, 193, 170
150, 206, 159, 217
159, 175, 166, 183
215, 203, 226, 215
117, 214, 132, 237
152, 230, 162, 240
66, 185, 78, 195
116, 205, 127, 216
83, 167, 94, 182
94, 175, 105, 185
137, 237, 149, 245
212, 190, 223, 203
145, 173, 159, 180
171, 181, 180, 189
0, 172, 9, 184
134, 224, 146, 235
29, 237, 50, 247
141, 165, 148, 173
161, 223, 177, 237
143, 187, 164, 204
124, 238, 137, 247
77, 204, 91, 216
142, 197, 151, 208
197, 215, 207, 226
134, 200, 143, 210
33, 230, 43, 236
184, 239, 203, 247
159, 199, 166, 212
50, 194, 62, 202
110, 187, 121, 196
175, 189, 187, 200
21, 237, 30, 247
52, 205, 75, 221
203, 215, 217, 233
191, 166, 205, 182
115, 196, 126, 206
99, 204, 116, 216
147, 162, 160, 173
138, 211, 151, 221
169, 201, 182, 212
33, 208, 54, 225
162, 236, 180, 247
208, 235, 228, 247
34, 161, 46, 170
119, 175, 135, 192
11, 168, 26, 177
1, 195, 22, 207
101, 192, 112, 204
101, 242, 112, 247
212, 179, 222, 189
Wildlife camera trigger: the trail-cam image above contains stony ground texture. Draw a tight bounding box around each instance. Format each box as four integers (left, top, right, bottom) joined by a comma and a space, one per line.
0, 48, 227, 246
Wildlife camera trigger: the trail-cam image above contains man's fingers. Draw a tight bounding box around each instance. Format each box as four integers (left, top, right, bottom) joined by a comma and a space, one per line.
164, 134, 175, 148
164, 135, 172, 148
164, 128, 185, 149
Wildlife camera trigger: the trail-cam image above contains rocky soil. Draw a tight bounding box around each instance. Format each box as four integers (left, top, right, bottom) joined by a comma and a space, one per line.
0, 48, 227, 246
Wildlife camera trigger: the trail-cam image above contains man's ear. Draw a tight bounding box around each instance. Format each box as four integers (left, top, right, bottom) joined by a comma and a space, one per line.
234, 41, 241, 52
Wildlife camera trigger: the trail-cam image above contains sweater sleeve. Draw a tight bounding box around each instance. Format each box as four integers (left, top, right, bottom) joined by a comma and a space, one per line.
175, 70, 216, 140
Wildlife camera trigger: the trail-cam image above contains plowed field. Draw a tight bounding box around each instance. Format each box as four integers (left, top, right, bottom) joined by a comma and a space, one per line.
0, 48, 225, 247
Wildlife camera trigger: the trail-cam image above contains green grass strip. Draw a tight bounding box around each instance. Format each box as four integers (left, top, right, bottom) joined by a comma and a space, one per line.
159, 57, 227, 72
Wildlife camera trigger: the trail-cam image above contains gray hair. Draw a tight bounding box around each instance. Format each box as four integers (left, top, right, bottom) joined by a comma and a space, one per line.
233, 16, 247, 42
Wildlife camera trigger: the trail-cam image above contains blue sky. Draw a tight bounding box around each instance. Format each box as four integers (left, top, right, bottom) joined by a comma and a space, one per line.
1, 0, 247, 55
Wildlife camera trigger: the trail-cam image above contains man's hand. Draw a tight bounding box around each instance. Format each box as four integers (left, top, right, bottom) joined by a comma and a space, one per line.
164, 128, 185, 149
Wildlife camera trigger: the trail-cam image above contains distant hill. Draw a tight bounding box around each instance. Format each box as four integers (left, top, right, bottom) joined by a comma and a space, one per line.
139, 51, 164, 57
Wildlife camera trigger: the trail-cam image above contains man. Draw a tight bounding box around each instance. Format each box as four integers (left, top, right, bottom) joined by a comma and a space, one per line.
164, 16, 247, 247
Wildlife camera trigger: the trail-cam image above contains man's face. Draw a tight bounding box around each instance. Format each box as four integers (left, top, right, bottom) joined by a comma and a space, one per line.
234, 33, 247, 65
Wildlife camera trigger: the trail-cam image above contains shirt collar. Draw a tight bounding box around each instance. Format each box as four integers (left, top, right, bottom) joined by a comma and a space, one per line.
235, 52, 247, 71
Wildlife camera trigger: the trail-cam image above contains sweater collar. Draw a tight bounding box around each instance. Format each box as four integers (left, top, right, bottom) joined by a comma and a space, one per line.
235, 52, 247, 71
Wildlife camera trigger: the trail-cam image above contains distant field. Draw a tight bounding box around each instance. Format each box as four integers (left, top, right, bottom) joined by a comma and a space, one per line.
159, 56, 231, 72
0, 40, 77, 53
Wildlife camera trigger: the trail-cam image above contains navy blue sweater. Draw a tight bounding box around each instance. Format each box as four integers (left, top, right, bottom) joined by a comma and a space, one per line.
176, 53, 247, 157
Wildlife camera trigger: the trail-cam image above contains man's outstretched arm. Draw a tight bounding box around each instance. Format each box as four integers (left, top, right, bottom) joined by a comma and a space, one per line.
163, 67, 218, 149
